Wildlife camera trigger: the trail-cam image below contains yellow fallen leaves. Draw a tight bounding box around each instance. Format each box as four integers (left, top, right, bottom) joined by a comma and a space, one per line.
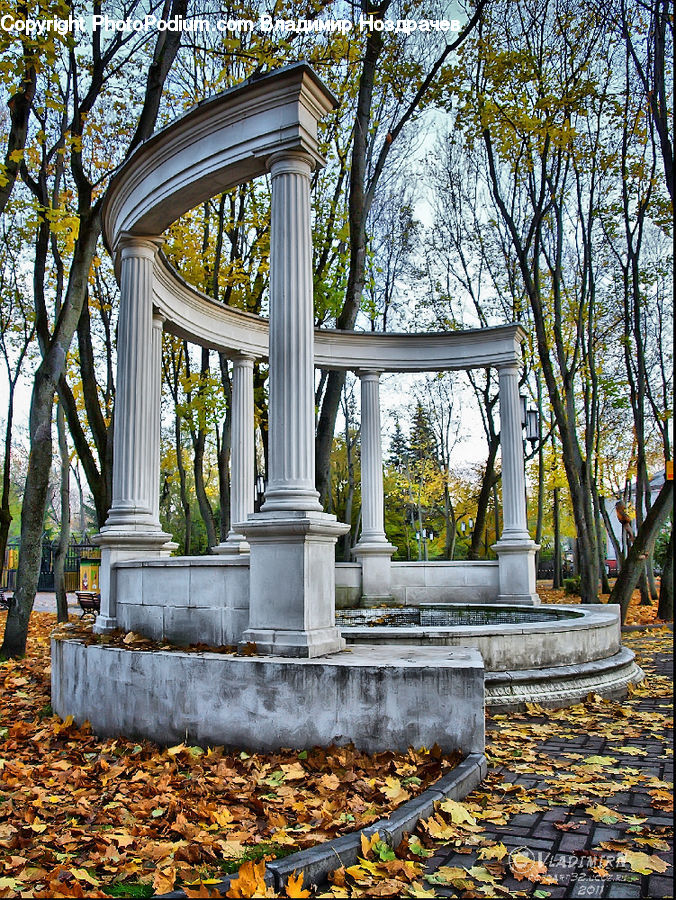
585, 804, 622, 824
508, 852, 552, 883
619, 851, 670, 875
478, 842, 508, 861
437, 799, 476, 826
226, 860, 275, 898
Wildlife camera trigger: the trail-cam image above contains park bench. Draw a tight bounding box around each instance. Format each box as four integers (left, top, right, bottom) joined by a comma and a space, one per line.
76, 591, 101, 618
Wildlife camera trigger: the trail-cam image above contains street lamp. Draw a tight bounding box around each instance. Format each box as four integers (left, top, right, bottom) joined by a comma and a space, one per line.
255, 474, 266, 511
526, 408, 539, 446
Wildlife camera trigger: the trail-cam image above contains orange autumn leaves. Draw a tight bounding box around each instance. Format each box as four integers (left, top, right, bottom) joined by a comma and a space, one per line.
0, 612, 458, 898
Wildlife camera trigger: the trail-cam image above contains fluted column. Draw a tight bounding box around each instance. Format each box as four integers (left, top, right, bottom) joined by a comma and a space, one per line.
358, 371, 387, 541
239, 150, 349, 657
105, 236, 164, 529
94, 235, 173, 635
148, 313, 164, 527
352, 371, 395, 605
262, 152, 322, 513
493, 363, 540, 605
214, 353, 254, 554
497, 364, 529, 540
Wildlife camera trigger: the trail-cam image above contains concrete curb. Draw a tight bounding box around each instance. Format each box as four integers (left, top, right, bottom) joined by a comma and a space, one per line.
621, 623, 673, 632
158, 751, 487, 897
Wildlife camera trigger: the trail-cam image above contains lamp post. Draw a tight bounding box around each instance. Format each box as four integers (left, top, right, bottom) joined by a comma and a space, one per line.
254, 475, 267, 513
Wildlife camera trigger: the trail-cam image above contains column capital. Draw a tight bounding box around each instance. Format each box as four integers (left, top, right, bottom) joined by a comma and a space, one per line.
267, 151, 315, 179
231, 351, 256, 366
495, 360, 520, 373
355, 369, 384, 381
116, 232, 165, 260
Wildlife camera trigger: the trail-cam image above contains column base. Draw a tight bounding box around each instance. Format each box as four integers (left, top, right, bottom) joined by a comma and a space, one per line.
212, 532, 250, 555
241, 510, 349, 658
352, 539, 396, 607
239, 626, 346, 658
92, 526, 175, 634
93, 616, 118, 635
492, 538, 540, 606
261, 486, 323, 513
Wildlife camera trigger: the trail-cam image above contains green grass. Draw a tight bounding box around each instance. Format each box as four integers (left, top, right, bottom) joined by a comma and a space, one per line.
217, 841, 298, 875
102, 883, 155, 898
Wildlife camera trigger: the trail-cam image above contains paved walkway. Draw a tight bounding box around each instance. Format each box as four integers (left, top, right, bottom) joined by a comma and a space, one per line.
31, 591, 80, 614
423, 634, 673, 899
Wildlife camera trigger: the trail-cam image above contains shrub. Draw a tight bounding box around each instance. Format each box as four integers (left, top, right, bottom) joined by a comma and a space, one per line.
563, 576, 582, 596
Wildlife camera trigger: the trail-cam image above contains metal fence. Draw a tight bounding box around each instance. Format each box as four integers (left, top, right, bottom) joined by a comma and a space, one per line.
3, 538, 100, 591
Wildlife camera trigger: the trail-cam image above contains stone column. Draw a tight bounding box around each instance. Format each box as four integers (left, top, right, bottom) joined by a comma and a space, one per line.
352, 371, 396, 605
214, 353, 255, 555
148, 313, 164, 527
493, 363, 540, 605
94, 235, 173, 634
262, 153, 322, 513
240, 152, 348, 657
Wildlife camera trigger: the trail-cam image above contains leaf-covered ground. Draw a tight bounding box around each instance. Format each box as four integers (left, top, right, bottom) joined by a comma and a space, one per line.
535, 582, 666, 627
0, 611, 459, 898
0, 587, 672, 899
316, 626, 673, 899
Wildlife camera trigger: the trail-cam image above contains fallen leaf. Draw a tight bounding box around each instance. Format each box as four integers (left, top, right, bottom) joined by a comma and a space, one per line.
478, 843, 508, 861
437, 799, 477, 826
619, 851, 670, 874
153, 864, 177, 894
285, 870, 311, 898
509, 852, 549, 882
226, 860, 274, 898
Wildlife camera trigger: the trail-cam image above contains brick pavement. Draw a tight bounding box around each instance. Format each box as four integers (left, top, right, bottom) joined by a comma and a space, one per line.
423, 637, 673, 899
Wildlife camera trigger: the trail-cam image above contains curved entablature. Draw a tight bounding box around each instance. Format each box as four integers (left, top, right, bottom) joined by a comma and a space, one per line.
105, 60, 525, 373
153, 253, 526, 372
103, 63, 337, 251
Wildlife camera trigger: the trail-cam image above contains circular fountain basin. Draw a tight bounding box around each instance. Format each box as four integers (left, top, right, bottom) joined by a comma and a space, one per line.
337, 603, 643, 709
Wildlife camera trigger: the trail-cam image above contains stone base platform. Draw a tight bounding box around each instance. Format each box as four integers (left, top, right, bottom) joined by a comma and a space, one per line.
51, 640, 485, 755
485, 647, 644, 710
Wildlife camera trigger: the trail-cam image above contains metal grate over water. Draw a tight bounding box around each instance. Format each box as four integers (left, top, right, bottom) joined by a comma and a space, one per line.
335, 606, 581, 628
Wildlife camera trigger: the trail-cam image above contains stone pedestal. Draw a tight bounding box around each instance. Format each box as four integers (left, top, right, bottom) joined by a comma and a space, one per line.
213, 353, 254, 556
352, 542, 397, 606
494, 364, 539, 605
94, 235, 174, 634
352, 371, 395, 605
240, 152, 347, 657
241, 512, 348, 657
93, 530, 174, 633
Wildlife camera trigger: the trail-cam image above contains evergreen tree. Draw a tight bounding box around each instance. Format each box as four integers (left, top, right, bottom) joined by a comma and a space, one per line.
409, 403, 438, 464
388, 416, 409, 470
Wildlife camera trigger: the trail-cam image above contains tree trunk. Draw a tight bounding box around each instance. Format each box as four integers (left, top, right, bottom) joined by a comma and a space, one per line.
54, 401, 70, 623
0, 382, 16, 587
193, 427, 217, 551
1, 5, 185, 658
190, 347, 218, 551
174, 413, 191, 555
609, 481, 673, 623
553, 486, 562, 589
1, 367, 55, 657
341, 402, 356, 561
592, 486, 611, 596
469, 436, 499, 560
657, 527, 673, 621
443, 480, 456, 561
646, 549, 659, 599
